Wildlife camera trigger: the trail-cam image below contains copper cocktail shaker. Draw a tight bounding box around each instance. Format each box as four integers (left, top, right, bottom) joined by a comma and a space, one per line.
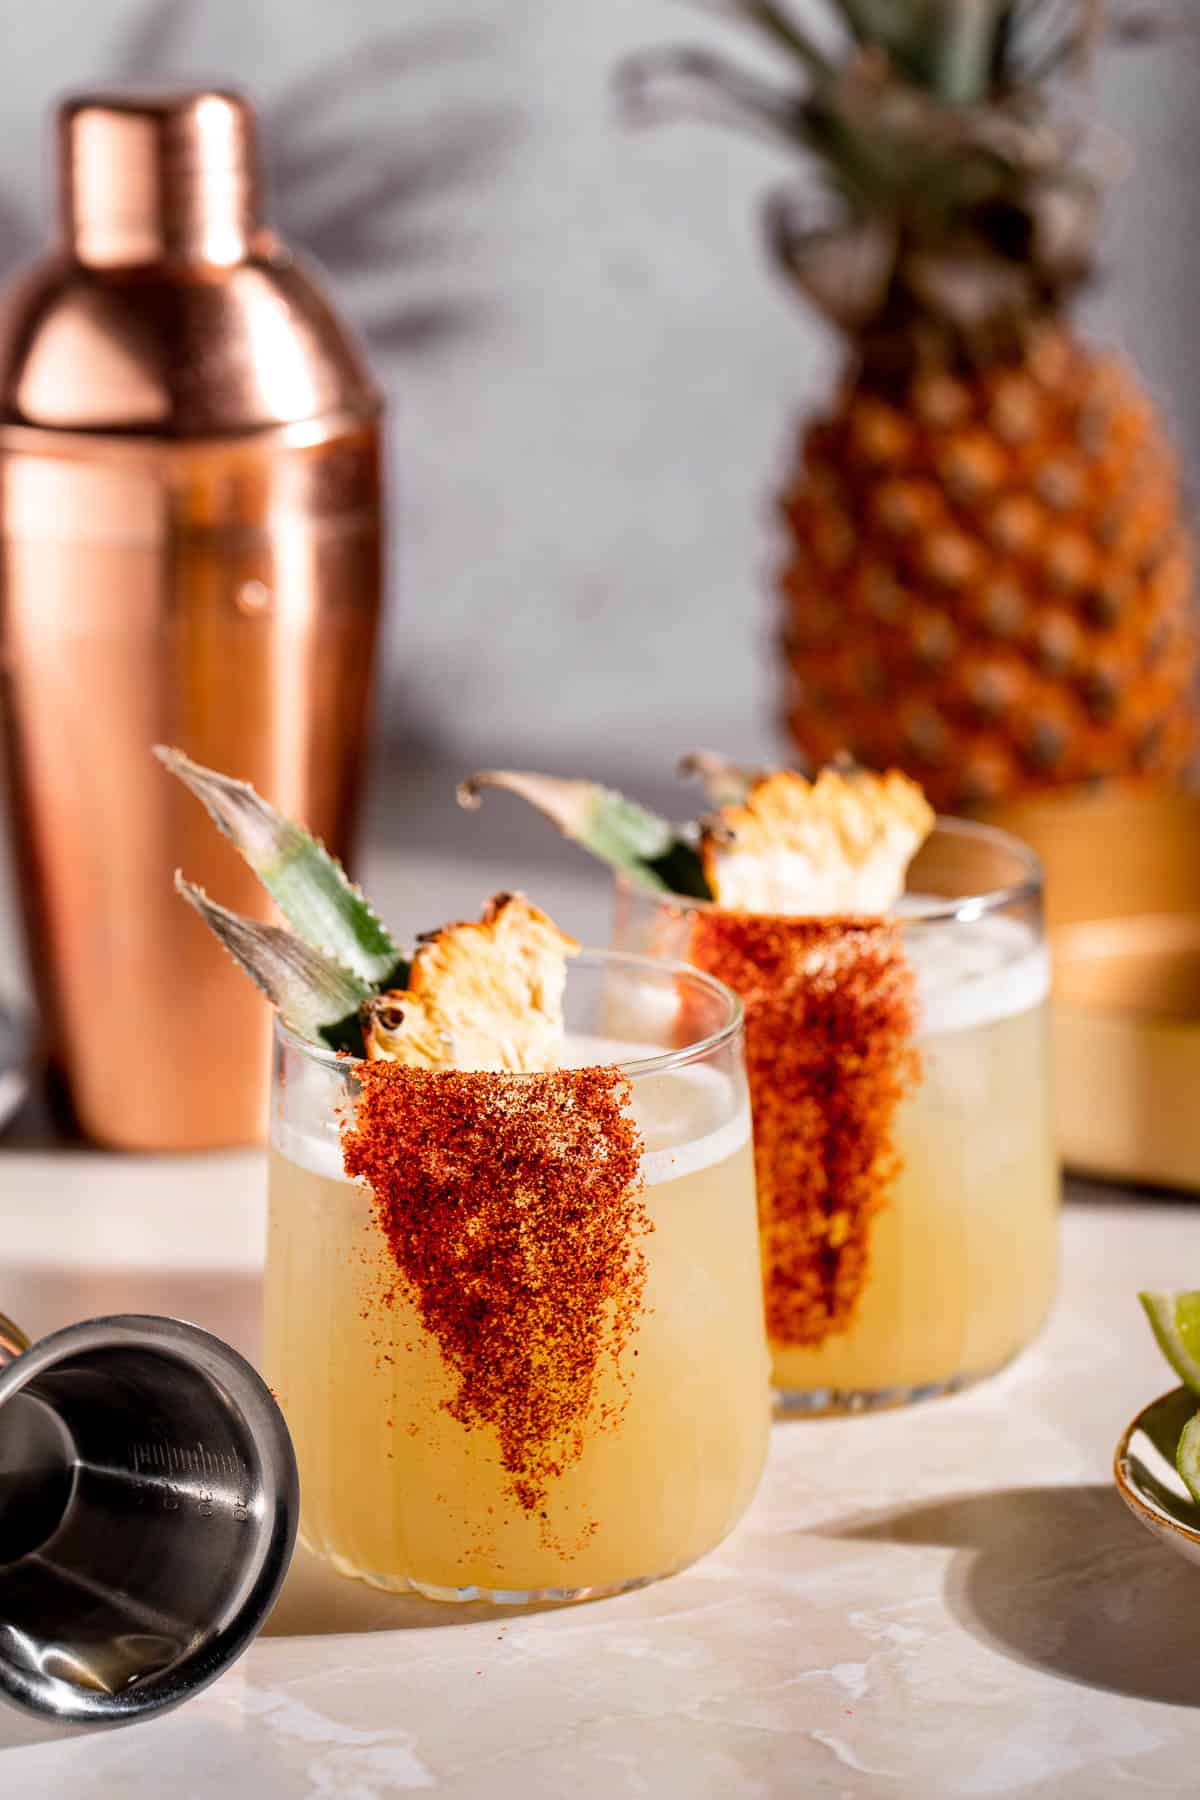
0, 90, 384, 1148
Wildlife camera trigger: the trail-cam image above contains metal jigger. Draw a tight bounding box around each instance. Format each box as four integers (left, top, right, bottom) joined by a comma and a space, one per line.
0, 1314, 298, 1728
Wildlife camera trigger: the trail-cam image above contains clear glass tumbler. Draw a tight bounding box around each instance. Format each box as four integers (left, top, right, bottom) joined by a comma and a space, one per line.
265, 949, 769, 1602
613, 819, 1060, 1411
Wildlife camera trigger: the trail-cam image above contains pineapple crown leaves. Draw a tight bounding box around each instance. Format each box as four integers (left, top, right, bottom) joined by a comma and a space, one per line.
155, 746, 401, 988
457, 770, 713, 899
174, 873, 375, 1044
618, 1, 1171, 347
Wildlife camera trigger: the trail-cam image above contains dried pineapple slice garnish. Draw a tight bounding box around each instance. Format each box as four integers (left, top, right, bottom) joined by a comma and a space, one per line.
362, 892, 579, 1072
699, 767, 934, 916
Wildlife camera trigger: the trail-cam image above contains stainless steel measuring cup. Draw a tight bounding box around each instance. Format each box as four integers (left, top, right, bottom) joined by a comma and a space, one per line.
0, 1313, 298, 1727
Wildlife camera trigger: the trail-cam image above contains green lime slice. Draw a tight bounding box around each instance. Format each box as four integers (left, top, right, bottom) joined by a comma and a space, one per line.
1140, 1291, 1200, 1396
1178, 1410, 1200, 1505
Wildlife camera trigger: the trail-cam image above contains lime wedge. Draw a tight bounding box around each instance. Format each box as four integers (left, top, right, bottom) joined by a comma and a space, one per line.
1178, 1410, 1200, 1505
1140, 1291, 1200, 1396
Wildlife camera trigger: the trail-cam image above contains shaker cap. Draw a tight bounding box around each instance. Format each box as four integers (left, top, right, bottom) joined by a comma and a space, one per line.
59, 88, 261, 267
0, 87, 379, 433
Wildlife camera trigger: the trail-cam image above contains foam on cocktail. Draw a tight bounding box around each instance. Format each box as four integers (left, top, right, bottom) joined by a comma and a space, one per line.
902, 909, 1050, 1036
275, 1034, 752, 1191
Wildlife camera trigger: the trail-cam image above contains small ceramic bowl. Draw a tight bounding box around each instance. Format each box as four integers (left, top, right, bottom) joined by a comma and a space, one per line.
1114, 1387, 1200, 1568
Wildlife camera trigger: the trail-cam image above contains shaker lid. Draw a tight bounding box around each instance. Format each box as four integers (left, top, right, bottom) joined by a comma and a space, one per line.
60, 89, 260, 269
0, 86, 380, 435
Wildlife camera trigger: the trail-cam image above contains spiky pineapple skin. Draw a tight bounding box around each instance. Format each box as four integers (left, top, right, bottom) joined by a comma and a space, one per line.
779, 331, 1196, 811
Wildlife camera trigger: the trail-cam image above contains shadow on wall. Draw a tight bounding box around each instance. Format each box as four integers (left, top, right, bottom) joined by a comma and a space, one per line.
260, 23, 518, 355
0, 0, 521, 355
122, 0, 519, 355
1088, 31, 1200, 479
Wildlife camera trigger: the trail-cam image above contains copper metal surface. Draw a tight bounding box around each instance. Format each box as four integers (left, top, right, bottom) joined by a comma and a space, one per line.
62, 90, 260, 269
0, 90, 384, 1149
988, 784, 1200, 1191
0, 1314, 28, 1362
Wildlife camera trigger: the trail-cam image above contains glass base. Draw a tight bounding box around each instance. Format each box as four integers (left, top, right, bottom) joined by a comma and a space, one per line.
773, 1352, 1018, 1417
318, 1542, 688, 1607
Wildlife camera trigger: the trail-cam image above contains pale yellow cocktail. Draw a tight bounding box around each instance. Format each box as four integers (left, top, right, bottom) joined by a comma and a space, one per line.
770, 963, 1058, 1399
265, 954, 769, 1601
614, 818, 1061, 1409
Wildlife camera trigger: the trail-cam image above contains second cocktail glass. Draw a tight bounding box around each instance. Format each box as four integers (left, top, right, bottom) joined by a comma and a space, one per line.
613, 818, 1059, 1410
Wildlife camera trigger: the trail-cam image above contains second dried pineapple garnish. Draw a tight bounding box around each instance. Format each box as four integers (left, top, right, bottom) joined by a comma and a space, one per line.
461, 756, 936, 917
700, 768, 934, 915
363, 892, 579, 1072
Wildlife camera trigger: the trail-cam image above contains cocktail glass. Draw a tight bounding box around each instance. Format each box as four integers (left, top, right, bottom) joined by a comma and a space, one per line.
265, 948, 769, 1601
613, 818, 1059, 1411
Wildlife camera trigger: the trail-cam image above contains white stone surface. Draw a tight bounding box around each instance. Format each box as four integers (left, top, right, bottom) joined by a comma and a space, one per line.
3, 844, 1200, 1792
2, 789, 1199, 1799
4, 1115, 1200, 1793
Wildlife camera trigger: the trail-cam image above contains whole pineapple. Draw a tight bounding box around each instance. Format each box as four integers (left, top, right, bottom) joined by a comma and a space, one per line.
623, 1, 1196, 811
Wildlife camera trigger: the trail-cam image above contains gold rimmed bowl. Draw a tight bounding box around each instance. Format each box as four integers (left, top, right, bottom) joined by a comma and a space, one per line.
1114, 1388, 1200, 1568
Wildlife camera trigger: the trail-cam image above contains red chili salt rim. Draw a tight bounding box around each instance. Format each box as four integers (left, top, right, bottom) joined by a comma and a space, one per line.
683, 909, 918, 1347
342, 1061, 650, 1521
613, 817, 1042, 1349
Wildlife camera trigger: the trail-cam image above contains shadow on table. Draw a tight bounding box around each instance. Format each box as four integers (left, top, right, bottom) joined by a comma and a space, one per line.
0, 1709, 76, 1751
819, 1484, 1200, 1707
5, 1267, 262, 1367
264, 1539, 582, 1638
1066, 1173, 1199, 1211
0, 1077, 85, 1152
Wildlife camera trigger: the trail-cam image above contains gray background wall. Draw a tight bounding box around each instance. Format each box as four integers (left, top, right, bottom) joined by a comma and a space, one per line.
1, 1, 1198, 785
1, 0, 1197, 1015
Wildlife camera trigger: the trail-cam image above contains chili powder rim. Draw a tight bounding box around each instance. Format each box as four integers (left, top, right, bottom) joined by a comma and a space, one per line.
615, 815, 1043, 925
275, 945, 744, 1079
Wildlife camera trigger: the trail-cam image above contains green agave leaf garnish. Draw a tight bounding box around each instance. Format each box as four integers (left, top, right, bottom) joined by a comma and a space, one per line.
175, 874, 375, 1046
156, 746, 401, 987
457, 769, 711, 900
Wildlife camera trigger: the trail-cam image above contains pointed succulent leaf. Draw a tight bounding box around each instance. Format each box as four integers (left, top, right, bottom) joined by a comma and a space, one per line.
457, 770, 712, 899
459, 770, 672, 862
678, 750, 768, 807
722, 0, 836, 77
766, 190, 896, 327
155, 746, 400, 986
928, 0, 1011, 104
616, 44, 814, 151
175, 873, 373, 1042
645, 837, 715, 901
829, 0, 1007, 101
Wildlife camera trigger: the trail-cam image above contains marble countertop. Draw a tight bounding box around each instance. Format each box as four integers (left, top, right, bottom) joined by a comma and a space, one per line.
3, 840, 1200, 1797
1, 1147, 1198, 1797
